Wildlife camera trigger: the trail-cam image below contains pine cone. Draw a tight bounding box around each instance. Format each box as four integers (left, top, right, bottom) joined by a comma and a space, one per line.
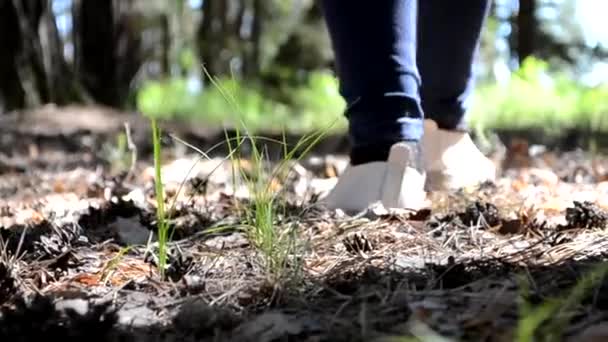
459, 201, 501, 227
565, 201, 608, 229
343, 233, 374, 254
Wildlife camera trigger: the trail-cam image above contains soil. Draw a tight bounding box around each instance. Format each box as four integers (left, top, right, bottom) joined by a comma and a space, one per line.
2, 105, 608, 341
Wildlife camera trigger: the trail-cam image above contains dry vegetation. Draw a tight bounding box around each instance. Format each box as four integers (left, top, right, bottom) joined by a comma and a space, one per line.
2, 106, 608, 341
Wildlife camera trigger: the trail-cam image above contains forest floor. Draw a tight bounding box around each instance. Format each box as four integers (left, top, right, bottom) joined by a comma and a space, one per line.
2, 105, 608, 341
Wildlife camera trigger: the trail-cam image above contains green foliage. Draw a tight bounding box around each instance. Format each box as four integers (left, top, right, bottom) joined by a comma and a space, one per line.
198, 77, 291, 130
179, 47, 197, 72
469, 56, 608, 136
289, 71, 347, 132
136, 78, 197, 119
136, 56, 608, 139
134, 70, 347, 134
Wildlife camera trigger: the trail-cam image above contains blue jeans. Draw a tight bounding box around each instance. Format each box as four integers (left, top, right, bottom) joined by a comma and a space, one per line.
320, 0, 491, 164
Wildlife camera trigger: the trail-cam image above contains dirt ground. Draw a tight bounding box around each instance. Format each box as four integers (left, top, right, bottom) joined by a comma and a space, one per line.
2, 105, 608, 341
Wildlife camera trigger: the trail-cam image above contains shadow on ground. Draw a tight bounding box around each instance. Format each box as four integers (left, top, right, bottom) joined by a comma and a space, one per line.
2, 255, 608, 341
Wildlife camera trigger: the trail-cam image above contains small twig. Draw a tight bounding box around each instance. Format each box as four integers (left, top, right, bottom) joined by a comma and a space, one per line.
124, 122, 138, 182
209, 279, 247, 306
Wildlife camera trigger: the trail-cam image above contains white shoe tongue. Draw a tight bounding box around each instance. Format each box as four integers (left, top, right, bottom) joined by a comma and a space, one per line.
322, 142, 428, 213
381, 143, 427, 210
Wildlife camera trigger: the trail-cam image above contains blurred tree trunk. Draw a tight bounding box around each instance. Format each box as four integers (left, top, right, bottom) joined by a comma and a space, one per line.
38, 0, 77, 103
517, 0, 537, 64
244, 0, 262, 78
0, 0, 84, 111
160, 14, 171, 75
197, 0, 327, 85
169, 0, 186, 76
0, 0, 25, 111
72, 0, 143, 107
9, 0, 46, 107
72, 0, 116, 105
198, 0, 228, 76
113, 1, 143, 106
273, 1, 332, 72
198, 0, 260, 79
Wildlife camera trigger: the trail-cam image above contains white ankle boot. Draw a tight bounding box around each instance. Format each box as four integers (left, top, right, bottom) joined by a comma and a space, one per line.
421, 119, 496, 191
322, 142, 427, 214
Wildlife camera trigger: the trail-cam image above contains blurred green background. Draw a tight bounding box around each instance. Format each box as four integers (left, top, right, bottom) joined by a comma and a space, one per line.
2, 0, 608, 136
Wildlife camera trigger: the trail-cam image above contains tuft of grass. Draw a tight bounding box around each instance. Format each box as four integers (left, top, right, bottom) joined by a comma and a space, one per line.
151, 118, 171, 279
226, 128, 327, 281
139, 69, 331, 283
139, 89, 198, 279
203, 65, 332, 283
140, 91, 251, 280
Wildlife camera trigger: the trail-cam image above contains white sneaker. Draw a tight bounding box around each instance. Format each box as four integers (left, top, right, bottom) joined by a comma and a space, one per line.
321, 142, 427, 214
421, 119, 496, 191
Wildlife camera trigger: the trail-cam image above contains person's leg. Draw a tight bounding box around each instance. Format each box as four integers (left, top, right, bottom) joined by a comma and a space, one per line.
417, 0, 496, 190
319, 0, 427, 212
319, 0, 423, 165
417, 0, 491, 130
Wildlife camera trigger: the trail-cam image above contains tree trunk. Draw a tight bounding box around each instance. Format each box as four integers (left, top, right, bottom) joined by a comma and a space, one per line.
199, 0, 222, 76
198, 0, 250, 78
160, 13, 171, 76
0, 0, 25, 111
73, 0, 117, 106
39, 0, 76, 104
11, 0, 47, 106
245, 0, 262, 78
517, 0, 537, 64
72, 0, 142, 107
1, 0, 83, 110
113, 1, 144, 106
